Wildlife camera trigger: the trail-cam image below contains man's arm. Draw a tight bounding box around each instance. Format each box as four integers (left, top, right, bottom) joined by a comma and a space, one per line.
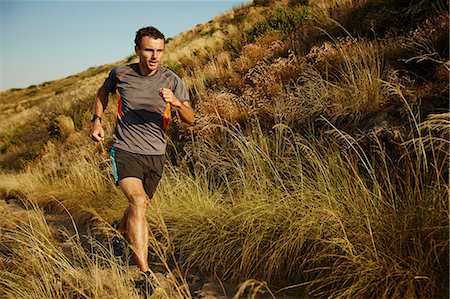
175, 100, 195, 126
159, 88, 195, 125
90, 86, 109, 142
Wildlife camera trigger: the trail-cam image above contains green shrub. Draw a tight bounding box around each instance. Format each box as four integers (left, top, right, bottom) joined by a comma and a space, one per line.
164, 61, 183, 73
246, 6, 311, 43
224, 37, 244, 59
203, 76, 219, 89
253, 0, 270, 7
26, 89, 37, 96
289, 0, 308, 6
231, 11, 246, 25
70, 110, 90, 131
126, 54, 135, 62
201, 27, 218, 36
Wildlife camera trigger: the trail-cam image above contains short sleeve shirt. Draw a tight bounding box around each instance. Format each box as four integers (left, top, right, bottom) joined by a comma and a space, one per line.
102, 63, 189, 155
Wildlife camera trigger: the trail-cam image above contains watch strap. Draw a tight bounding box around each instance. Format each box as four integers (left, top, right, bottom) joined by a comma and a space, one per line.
91, 114, 102, 122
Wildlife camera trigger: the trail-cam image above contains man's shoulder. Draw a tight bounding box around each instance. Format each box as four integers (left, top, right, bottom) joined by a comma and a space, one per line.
159, 66, 182, 80
114, 63, 138, 71
111, 63, 138, 78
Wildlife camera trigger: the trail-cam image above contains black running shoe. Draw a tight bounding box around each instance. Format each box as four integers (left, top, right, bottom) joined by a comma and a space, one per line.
112, 220, 121, 230
111, 220, 127, 258
135, 271, 158, 297
112, 235, 125, 257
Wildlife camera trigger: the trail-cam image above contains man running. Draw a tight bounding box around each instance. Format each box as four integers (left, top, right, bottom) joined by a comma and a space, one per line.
89, 26, 194, 291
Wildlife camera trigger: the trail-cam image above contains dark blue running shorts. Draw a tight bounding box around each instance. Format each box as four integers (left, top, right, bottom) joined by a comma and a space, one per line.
110, 147, 165, 199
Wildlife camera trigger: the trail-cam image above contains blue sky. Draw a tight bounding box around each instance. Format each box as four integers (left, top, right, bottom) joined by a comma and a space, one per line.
0, 0, 247, 91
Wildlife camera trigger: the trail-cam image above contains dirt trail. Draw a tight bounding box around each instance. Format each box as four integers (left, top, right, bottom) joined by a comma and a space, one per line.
0, 195, 241, 298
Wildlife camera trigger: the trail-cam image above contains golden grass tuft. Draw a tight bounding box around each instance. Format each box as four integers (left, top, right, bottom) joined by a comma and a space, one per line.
54, 115, 75, 139
305, 37, 388, 114
197, 91, 248, 127
234, 32, 288, 75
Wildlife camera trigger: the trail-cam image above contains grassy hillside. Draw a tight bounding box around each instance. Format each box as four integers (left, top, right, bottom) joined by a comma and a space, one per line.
1, 0, 448, 298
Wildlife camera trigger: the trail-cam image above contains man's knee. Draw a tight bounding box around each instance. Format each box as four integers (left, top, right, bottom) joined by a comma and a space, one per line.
119, 180, 147, 204
127, 192, 148, 210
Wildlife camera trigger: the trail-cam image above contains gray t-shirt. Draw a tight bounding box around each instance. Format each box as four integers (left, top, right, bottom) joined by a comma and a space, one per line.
102, 63, 189, 155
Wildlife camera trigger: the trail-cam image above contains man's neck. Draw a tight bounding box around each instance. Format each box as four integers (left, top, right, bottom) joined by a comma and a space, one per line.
138, 63, 158, 77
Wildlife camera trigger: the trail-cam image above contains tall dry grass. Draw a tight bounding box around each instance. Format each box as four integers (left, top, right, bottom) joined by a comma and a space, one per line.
152, 108, 448, 298
0, 0, 448, 297
0, 138, 194, 298
1, 108, 447, 298
0, 199, 141, 299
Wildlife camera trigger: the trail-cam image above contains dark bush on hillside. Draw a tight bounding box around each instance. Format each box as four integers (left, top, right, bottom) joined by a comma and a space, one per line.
126, 54, 135, 63
164, 61, 183, 74
289, 0, 308, 6
253, 0, 270, 7
246, 7, 310, 43
224, 34, 246, 59
394, 0, 447, 28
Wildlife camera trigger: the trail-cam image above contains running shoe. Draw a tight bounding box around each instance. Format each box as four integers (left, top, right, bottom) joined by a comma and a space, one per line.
135, 271, 158, 297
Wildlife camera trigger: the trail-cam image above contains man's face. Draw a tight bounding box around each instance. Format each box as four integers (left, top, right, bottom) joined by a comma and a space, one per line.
135, 36, 164, 74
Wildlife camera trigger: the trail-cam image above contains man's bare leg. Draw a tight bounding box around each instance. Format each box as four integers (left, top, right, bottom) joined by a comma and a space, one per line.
117, 207, 129, 235
118, 177, 150, 272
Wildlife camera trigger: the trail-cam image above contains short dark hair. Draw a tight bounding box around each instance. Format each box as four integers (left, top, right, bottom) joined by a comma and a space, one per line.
134, 26, 165, 48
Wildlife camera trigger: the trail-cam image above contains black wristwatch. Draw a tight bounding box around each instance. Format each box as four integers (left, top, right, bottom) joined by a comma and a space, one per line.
91, 114, 102, 123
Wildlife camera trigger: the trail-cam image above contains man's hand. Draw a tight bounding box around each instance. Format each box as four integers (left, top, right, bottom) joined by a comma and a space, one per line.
90, 121, 105, 142
159, 88, 195, 125
90, 86, 109, 142
159, 88, 182, 107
